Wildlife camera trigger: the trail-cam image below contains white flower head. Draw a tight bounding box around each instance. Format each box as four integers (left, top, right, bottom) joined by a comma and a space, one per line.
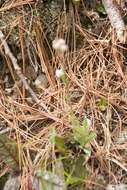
52, 38, 68, 52
55, 68, 64, 78
59, 43, 68, 52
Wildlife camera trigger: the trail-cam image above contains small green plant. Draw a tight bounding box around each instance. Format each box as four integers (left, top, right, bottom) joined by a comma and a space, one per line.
97, 97, 107, 111
49, 118, 96, 155
49, 115, 93, 189
50, 128, 67, 153
96, 3, 107, 15
69, 113, 96, 153
64, 155, 88, 189
0, 134, 20, 172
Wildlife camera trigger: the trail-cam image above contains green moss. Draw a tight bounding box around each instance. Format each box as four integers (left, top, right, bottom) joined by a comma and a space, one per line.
0, 173, 9, 190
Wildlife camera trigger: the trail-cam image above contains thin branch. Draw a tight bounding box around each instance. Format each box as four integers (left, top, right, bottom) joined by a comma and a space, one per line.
102, 0, 126, 43
0, 30, 48, 111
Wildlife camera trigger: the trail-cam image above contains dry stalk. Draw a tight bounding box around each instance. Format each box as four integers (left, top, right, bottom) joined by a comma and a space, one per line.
18, 16, 27, 102
34, 23, 56, 89
102, 0, 127, 43
0, 0, 33, 12
0, 30, 48, 111
106, 155, 127, 173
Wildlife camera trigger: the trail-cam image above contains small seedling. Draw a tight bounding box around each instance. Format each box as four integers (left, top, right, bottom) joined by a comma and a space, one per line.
97, 97, 107, 111
50, 128, 67, 153
69, 113, 96, 149
96, 3, 107, 15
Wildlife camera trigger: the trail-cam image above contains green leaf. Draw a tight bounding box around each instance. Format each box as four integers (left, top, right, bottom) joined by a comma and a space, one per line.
82, 118, 89, 129
60, 73, 67, 84
69, 113, 96, 147
96, 4, 107, 15
64, 155, 88, 188
97, 97, 107, 111
0, 134, 20, 171
0, 173, 8, 189
55, 136, 67, 153
65, 174, 83, 185
82, 131, 96, 145
82, 148, 91, 155
50, 128, 67, 153
69, 113, 80, 129
72, 126, 88, 146
50, 128, 57, 144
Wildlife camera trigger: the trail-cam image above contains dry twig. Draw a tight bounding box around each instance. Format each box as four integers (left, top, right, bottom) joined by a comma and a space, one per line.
0, 30, 48, 111
102, 0, 127, 43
